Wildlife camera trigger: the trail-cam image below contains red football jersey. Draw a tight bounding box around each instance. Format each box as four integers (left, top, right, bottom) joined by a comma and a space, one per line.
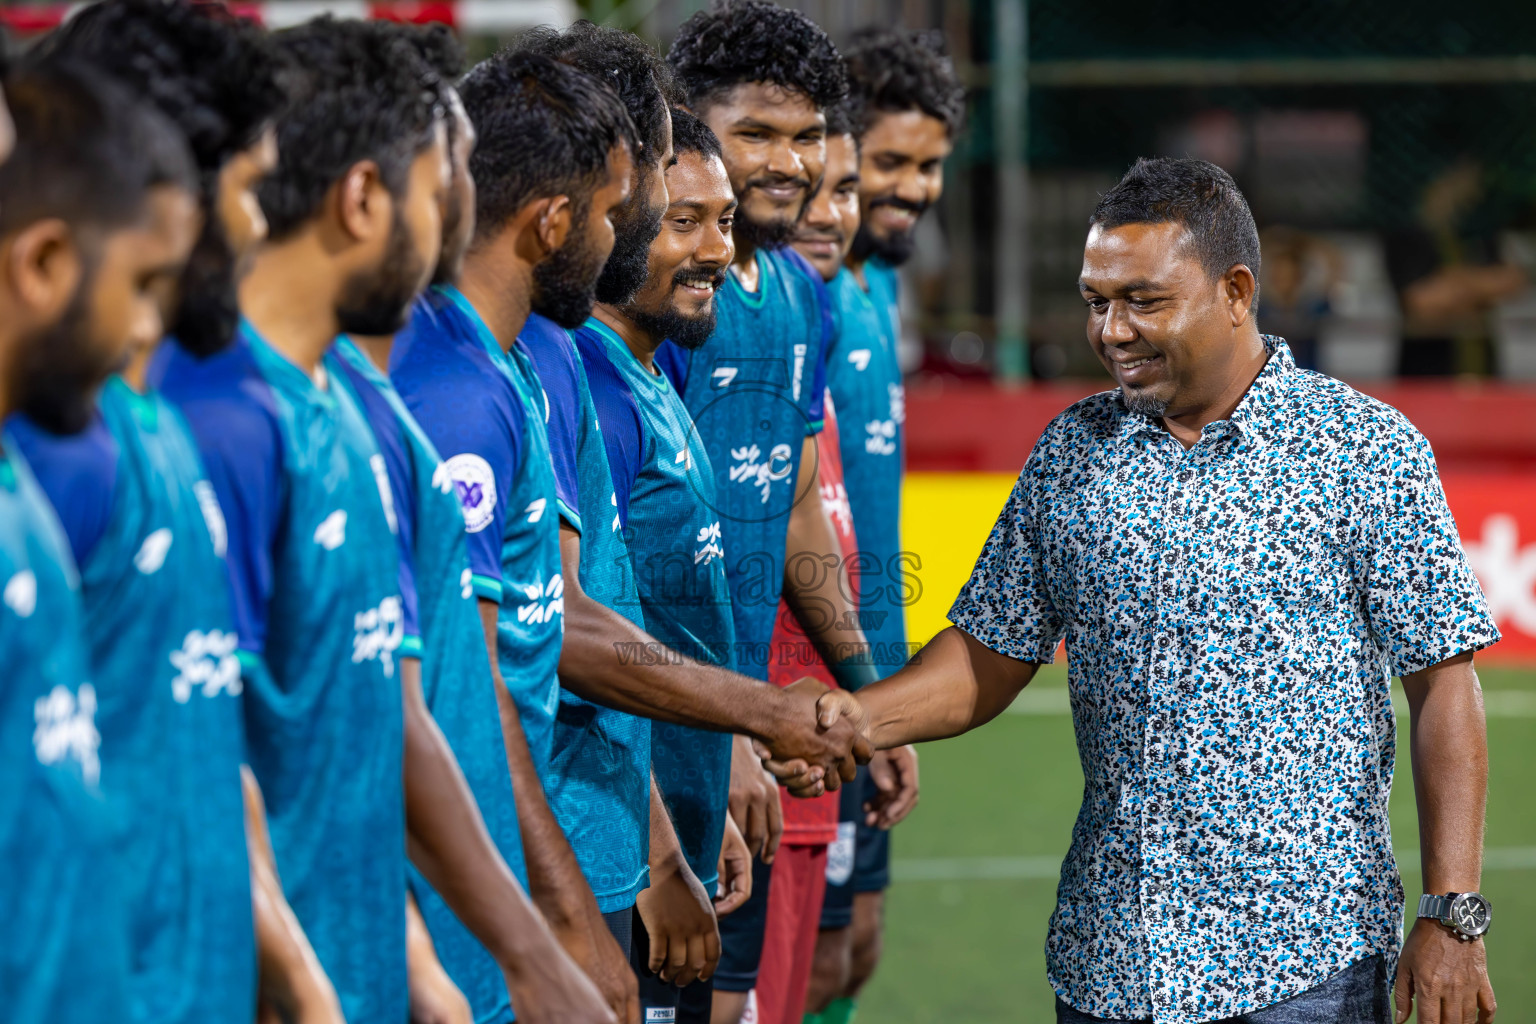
769, 394, 857, 844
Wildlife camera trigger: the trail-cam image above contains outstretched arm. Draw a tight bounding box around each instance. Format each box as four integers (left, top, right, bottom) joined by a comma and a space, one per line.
556, 525, 869, 789
403, 651, 620, 1024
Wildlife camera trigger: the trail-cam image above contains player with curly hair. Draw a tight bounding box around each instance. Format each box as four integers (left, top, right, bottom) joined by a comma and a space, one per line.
667, 6, 885, 1023
803, 30, 963, 1024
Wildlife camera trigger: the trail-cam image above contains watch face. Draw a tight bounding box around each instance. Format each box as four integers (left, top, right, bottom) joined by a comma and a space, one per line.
1452, 893, 1492, 936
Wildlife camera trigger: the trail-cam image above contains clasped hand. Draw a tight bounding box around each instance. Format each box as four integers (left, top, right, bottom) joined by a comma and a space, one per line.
751, 679, 870, 797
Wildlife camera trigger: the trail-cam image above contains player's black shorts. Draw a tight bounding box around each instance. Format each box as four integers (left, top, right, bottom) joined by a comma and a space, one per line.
603, 905, 634, 961
853, 762, 892, 893
713, 854, 774, 992
631, 907, 714, 1023
818, 769, 862, 929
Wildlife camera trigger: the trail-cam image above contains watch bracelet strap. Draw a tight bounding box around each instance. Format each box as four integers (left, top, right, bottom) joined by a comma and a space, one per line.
1417, 893, 1456, 921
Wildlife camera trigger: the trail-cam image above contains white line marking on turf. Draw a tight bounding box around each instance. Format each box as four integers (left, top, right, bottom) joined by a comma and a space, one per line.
1005, 689, 1536, 718
892, 847, 1536, 883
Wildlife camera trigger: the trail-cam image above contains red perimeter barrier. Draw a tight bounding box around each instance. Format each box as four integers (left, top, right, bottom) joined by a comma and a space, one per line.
907, 380, 1536, 661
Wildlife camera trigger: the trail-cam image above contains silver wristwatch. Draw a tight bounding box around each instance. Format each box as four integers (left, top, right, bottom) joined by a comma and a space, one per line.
1418, 892, 1492, 941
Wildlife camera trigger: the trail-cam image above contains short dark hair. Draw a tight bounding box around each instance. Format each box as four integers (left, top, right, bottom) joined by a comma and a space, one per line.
40, 0, 285, 177
0, 58, 196, 235
667, 0, 846, 114
843, 27, 964, 139
1090, 157, 1262, 287
459, 50, 632, 243
669, 107, 722, 162
258, 17, 443, 240
517, 21, 677, 168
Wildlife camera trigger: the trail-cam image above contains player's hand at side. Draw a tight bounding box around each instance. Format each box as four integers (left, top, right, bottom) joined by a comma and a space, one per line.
504, 929, 621, 1024
635, 845, 720, 986
714, 814, 753, 917
864, 745, 919, 829
729, 734, 783, 862
759, 678, 872, 795
1393, 918, 1496, 1024
581, 905, 641, 1024
407, 900, 474, 1024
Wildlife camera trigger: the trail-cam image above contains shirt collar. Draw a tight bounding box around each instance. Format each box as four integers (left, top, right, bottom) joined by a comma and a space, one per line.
1119, 335, 1296, 443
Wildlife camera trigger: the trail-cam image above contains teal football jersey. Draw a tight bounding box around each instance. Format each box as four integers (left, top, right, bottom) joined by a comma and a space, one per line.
12, 378, 253, 1024
159, 323, 408, 1024
577, 318, 737, 887
333, 337, 527, 1024
518, 313, 651, 913
0, 441, 129, 1023
823, 263, 910, 675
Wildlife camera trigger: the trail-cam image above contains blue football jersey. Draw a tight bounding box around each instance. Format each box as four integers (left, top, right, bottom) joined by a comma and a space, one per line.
159, 322, 408, 1024
518, 312, 651, 913
577, 318, 736, 888
823, 262, 910, 675
655, 247, 830, 683
391, 287, 564, 775
0, 441, 129, 1024
13, 378, 254, 1024
332, 336, 527, 1024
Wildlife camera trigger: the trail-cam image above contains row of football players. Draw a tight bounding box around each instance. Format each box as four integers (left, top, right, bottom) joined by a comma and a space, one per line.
0, 2, 960, 1023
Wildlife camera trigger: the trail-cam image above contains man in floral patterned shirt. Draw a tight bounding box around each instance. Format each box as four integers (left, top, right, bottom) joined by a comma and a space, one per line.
793, 158, 1500, 1024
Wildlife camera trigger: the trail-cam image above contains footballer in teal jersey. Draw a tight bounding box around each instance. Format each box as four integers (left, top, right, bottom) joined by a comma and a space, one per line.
0, 445, 131, 1024
577, 316, 737, 889
12, 378, 254, 1024
519, 311, 654, 914
332, 336, 528, 1024
160, 321, 409, 1024
393, 287, 566, 771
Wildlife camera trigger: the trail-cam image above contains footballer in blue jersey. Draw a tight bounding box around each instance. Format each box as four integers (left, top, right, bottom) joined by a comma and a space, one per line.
0, 59, 203, 1024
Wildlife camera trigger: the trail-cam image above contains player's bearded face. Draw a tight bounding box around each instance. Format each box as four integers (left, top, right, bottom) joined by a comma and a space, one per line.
14, 265, 109, 434
532, 200, 607, 329
850, 193, 928, 266
625, 262, 728, 351
336, 208, 427, 337
595, 165, 666, 306
851, 110, 951, 266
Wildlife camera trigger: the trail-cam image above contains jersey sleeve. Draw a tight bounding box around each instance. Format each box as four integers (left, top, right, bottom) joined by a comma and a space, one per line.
7, 415, 119, 566
573, 330, 645, 529
174, 389, 285, 657
395, 368, 521, 604
521, 333, 584, 530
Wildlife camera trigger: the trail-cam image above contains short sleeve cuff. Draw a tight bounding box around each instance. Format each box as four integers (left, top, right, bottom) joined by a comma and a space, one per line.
948, 602, 1063, 665
1387, 621, 1502, 678
399, 634, 425, 660
805, 418, 825, 436
471, 573, 504, 602
557, 497, 583, 532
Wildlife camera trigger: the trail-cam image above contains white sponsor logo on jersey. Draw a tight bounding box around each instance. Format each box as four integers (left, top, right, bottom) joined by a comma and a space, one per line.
694, 521, 725, 566
711, 366, 738, 388
133, 528, 174, 575
822, 480, 853, 537
847, 348, 872, 372
675, 447, 693, 471
169, 629, 242, 703
313, 510, 348, 550
194, 480, 228, 557
524, 497, 547, 524
34, 683, 101, 786
515, 574, 565, 625
611, 492, 621, 533
4, 569, 37, 618
864, 418, 898, 456
728, 443, 794, 503
791, 344, 806, 401
352, 595, 404, 678
369, 454, 398, 534
460, 567, 474, 600
430, 460, 454, 496
889, 381, 906, 425
444, 453, 497, 534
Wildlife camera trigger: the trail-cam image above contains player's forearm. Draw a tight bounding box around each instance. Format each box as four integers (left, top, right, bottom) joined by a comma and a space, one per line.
400, 659, 556, 974
648, 773, 687, 872
783, 449, 873, 685
1402, 652, 1488, 894
245, 769, 340, 1021
859, 627, 1038, 749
